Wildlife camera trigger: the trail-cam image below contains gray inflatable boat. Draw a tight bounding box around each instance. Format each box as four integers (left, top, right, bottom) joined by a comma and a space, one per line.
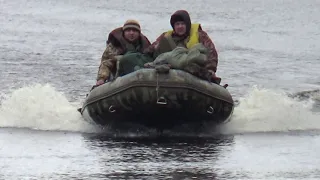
79, 68, 234, 130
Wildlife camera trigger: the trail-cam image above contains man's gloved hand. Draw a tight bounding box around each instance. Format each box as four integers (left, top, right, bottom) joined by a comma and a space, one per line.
96, 79, 106, 86
144, 62, 155, 68
209, 70, 221, 84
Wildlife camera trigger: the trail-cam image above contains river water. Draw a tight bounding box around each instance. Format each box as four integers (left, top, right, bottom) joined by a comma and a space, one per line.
1, 0, 320, 179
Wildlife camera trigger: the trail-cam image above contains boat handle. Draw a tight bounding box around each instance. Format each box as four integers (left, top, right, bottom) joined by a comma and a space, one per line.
156, 97, 167, 105
109, 105, 116, 113
207, 106, 214, 114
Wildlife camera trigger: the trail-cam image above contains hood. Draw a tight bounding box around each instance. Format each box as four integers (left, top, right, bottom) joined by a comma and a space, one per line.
170, 10, 191, 35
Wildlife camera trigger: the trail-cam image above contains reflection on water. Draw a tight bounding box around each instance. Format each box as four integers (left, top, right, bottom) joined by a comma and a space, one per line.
82, 134, 234, 179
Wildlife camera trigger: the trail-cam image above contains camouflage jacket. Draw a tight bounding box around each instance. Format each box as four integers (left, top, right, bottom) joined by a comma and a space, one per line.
144, 29, 218, 72
97, 28, 151, 81
97, 43, 121, 81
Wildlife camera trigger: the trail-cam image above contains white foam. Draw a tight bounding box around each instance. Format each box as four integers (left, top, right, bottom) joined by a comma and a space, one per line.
222, 86, 320, 134
0, 83, 96, 132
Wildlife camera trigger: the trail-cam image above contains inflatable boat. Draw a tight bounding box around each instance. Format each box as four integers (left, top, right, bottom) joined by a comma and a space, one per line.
79, 68, 234, 131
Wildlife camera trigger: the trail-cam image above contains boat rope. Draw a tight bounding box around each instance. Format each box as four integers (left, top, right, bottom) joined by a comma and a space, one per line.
156, 72, 159, 100
155, 72, 167, 105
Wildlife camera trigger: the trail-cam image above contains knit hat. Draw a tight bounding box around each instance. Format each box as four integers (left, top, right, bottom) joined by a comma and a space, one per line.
122, 19, 141, 32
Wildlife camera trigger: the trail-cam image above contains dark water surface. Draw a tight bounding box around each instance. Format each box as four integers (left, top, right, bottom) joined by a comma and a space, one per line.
1, 128, 320, 179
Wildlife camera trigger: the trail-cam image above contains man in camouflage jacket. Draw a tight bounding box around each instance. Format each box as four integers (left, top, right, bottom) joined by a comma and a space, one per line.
96, 19, 151, 85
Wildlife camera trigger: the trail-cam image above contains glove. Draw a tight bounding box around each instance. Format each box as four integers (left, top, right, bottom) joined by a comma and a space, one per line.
96, 79, 105, 86
209, 70, 221, 84
144, 62, 155, 68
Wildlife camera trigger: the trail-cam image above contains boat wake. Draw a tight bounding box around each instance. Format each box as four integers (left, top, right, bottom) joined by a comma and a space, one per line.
221, 86, 320, 134
0, 84, 319, 135
0, 83, 96, 133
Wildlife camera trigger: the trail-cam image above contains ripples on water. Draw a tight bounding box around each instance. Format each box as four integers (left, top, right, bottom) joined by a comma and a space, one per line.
2, 128, 320, 179
1, 0, 320, 179
82, 135, 234, 179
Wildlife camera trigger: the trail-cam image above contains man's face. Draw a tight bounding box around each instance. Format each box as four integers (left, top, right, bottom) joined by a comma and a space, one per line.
173, 21, 187, 36
124, 29, 140, 42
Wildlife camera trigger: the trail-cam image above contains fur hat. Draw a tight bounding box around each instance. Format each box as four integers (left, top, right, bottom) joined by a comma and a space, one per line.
122, 19, 141, 32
